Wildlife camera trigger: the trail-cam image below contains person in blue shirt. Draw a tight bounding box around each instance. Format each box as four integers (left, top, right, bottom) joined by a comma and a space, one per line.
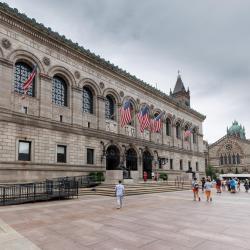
230, 178, 236, 193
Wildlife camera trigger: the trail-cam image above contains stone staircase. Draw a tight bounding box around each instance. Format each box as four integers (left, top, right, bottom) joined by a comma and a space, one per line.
79, 181, 191, 196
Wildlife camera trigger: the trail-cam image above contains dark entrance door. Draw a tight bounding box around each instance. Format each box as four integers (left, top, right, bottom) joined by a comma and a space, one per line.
143, 151, 153, 179
126, 148, 138, 178
106, 145, 120, 170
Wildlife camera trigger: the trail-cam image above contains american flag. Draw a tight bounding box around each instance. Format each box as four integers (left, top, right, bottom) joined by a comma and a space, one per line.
151, 111, 165, 133
23, 64, 37, 95
184, 129, 192, 138
137, 105, 150, 132
120, 99, 132, 127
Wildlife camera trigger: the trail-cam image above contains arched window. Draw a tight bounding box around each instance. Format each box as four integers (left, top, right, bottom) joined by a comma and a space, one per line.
52, 76, 67, 106
83, 86, 93, 114
154, 113, 160, 133
233, 154, 236, 164
236, 154, 240, 164
128, 103, 135, 126
176, 122, 181, 139
105, 95, 115, 120
14, 62, 35, 97
224, 154, 227, 165
193, 128, 197, 144
166, 118, 171, 136
228, 154, 232, 164
220, 154, 224, 165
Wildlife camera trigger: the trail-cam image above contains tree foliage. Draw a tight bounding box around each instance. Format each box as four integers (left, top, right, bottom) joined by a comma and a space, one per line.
205, 165, 217, 180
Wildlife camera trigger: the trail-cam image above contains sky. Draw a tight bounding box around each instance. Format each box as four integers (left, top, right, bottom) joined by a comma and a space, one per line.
3, 0, 250, 143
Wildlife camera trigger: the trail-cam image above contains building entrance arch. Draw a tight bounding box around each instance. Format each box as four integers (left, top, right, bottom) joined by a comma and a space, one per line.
143, 151, 153, 179
106, 145, 120, 170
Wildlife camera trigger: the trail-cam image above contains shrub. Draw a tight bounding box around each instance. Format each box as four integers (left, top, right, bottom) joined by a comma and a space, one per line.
88, 172, 105, 182
159, 173, 168, 181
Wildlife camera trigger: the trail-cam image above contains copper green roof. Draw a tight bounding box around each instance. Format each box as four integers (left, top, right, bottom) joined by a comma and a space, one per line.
0, 2, 206, 120
227, 121, 246, 139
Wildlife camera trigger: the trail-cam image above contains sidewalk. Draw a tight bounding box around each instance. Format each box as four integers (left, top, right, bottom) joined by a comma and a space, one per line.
0, 189, 249, 249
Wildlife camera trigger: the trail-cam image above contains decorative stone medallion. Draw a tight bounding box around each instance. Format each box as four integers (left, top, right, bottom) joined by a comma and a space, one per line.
99, 82, 105, 89
43, 56, 50, 66
119, 91, 124, 97
1, 38, 11, 49
74, 71, 80, 79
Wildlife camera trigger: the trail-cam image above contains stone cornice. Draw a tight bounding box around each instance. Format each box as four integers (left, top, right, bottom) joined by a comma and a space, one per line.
0, 3, 206, 122
0, 107, 204, 157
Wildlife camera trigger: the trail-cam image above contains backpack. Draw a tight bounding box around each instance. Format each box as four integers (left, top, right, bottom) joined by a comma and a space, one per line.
194, 183, 199, 190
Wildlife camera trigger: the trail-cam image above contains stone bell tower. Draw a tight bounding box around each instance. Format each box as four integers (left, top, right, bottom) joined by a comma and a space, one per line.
170, 72, 190, 107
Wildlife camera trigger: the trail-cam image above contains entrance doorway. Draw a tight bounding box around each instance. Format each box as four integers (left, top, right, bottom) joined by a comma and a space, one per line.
143, 151, 153, 179
106, 145, 120, 170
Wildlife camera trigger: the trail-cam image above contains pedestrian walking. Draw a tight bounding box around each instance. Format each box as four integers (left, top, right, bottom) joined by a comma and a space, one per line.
204, 177, 213, 202
201, 177, 206, 192
143, 171, 148, 182
237, 179, 241, 192
192, 177, 201, 201
216, 178, 222, 193
230, 178, 237, 193
115, 180, 125, 209
244, 179, 249, 193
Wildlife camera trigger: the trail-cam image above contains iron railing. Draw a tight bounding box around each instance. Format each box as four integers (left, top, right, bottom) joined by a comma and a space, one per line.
0, 174, 103, 206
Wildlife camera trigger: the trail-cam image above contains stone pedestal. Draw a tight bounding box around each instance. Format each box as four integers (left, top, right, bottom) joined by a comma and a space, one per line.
105, 170, 123, 184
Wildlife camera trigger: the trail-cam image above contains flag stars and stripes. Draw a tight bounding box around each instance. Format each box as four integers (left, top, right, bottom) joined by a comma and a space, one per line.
137, 105, 150, 133
120, 99, 132, 127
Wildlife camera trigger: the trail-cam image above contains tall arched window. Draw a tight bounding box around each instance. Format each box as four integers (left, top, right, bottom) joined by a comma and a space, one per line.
154, 113, 160, 133
176, 122, 181, 139
228, 154, 232, 164
166, 118, 171, 136
224, 154, 227, 165
233, 154, 236, 164
193, 128, 197, 144
83, 86, 93, 114
128, 103, 135, 126
220, 154, 224, 165
14, 62, 35, 97
236, 154, 240, 164
105, 95, 115, 120
52, 76, 67, 106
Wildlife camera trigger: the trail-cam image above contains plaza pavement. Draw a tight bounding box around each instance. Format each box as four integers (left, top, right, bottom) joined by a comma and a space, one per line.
0, 189, 250, 250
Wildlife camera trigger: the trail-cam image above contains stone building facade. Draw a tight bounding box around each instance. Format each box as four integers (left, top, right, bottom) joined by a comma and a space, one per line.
0, 3, 206, 183
208, 121, 250, 174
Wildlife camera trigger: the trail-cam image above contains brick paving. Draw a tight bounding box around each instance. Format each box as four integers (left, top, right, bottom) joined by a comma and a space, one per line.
0, 189, 250, 250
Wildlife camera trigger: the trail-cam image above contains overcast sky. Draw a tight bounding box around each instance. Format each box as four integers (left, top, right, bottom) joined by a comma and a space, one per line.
3, 0, 250, 143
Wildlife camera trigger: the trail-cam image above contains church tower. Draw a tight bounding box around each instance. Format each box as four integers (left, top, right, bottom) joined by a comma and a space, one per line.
170, 73, 190, 107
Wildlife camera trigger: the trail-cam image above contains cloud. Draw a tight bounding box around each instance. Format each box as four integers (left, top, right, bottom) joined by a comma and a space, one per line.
3, 0, 250, 143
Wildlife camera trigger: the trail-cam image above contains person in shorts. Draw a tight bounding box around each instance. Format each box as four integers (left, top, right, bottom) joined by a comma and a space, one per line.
192, 177, 201, 201
204, 177, 213, 202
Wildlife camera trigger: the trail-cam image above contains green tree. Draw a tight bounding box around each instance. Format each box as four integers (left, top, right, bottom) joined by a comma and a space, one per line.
205, 165, 217, 179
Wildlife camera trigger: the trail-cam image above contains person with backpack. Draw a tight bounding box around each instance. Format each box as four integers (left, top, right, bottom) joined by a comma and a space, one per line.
192, 177, 201, 201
